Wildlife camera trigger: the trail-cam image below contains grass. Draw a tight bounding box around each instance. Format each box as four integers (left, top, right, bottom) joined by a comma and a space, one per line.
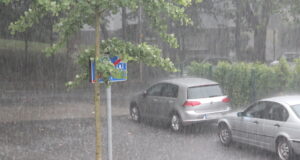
0, 38, 72, 54
0, 38, 51, 53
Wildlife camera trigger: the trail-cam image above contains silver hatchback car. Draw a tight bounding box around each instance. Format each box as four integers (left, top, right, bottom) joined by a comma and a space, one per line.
218, 96, 300, 160
130, 78, 231, 131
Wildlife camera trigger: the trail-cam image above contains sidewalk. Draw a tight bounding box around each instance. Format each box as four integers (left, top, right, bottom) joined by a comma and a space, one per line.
0, 102, 129, 123
0, 83, 143, 123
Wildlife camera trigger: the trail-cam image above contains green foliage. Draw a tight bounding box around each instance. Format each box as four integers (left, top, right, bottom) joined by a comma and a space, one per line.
2, 0, 195, 52
67, 38, 178, 87
272, 58, 292, 92
0, 38, 51, 52
290, 59, 300, 90
2, 0, 195, 86
187, 59, 300, 108
186, 61, 213, 78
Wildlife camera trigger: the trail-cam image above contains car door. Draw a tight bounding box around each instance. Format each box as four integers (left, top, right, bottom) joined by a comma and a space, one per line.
142, 83, 164, 118
157, 84, 178, 120
236, 102, 268, 146
259, 102, 289, 149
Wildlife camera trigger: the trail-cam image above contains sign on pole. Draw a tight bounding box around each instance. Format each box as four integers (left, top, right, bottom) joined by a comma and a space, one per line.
90, 56, 127, 83
90, 56, 127, 160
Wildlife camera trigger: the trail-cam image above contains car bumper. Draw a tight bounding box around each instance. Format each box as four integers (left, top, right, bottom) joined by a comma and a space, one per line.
291, 139, 300, 155
181, 107, 231, 126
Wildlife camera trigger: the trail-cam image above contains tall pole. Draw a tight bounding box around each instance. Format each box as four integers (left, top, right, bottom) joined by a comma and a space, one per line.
95, 9, 102, 160
106, 86, 112, 160
273, 30, 276, 60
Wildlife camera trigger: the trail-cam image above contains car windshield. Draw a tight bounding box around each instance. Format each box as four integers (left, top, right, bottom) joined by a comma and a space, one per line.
291, 104, 300, 119
188, 85, 223, 99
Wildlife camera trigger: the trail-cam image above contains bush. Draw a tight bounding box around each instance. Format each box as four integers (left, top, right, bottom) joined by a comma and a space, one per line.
187, 59, 300, 108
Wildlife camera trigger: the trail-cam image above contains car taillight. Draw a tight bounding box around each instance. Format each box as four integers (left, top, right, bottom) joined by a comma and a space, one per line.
183, 101, 201, 107
222, 97, 230, 103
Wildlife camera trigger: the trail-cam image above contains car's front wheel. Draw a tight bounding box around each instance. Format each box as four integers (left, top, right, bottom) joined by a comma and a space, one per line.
130, 105, 141, 122
277, 138, 295, 160
170, 113, 183, 132
218, 123, 232, 146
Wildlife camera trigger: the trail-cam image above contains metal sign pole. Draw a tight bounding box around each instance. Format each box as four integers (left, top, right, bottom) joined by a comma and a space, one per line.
90, 56, 127, 160
106, 86, 113, 160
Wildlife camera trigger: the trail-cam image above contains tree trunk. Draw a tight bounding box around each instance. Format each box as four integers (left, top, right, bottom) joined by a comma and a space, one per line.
94, 10, 102, 160
122, 7, 127, 40
253, 26, 267, 62
235, 0, 242, 60
177, 26, 185, 77
24, 31, 29, 54
138, 4, 143, 81
50, 19, 54, 47
246, 0, 270, 62
100, 24, 109, 40
24, 31, 29, 77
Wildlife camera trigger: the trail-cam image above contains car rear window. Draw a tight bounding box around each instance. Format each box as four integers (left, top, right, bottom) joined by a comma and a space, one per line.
291, 104, 300, 119
187, 85, 223, 99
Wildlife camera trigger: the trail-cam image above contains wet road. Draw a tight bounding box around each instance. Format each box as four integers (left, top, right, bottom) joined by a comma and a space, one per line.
0, 114, 279, 160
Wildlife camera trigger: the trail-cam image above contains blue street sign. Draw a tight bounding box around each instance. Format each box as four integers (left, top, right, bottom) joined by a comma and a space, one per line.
90, 56, 127, 83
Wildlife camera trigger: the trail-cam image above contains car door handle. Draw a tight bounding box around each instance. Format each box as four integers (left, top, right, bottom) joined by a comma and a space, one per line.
274, 124, 280, 127
153, 99, 158, 102
252, 121, 259, 124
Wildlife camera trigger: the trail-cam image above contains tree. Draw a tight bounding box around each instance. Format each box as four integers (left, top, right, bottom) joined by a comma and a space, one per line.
242, 0, 272, 62
0, 0, 202, 159
204, 0, 298, 62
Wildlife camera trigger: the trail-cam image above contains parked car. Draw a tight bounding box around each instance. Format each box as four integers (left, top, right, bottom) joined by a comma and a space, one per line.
201, 57, 233, 66
179, 57, 233, 77
218, 95, 300, 160
130, 78, 231, 131
270, 52, 300, 67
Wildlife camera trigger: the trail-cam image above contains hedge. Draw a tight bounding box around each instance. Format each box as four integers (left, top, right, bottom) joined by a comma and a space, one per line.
186, 59, 300, 108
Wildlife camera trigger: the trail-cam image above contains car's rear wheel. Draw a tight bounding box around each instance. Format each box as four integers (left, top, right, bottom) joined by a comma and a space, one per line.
170, 113, 182, 132
218, 123, 232, 146
277, 138, 295, 160
130, 105, 140, 122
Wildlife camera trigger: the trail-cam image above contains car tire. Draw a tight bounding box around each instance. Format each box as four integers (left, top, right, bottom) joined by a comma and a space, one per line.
218, 123, 232, 146
277, 138, 295, 160
130, 105, 141, 123
170, 113, 183, 132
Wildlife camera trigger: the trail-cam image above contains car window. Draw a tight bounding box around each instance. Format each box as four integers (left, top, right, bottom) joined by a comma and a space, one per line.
161, 84, 178, 98
206, 59, 219, 65
291, 104, 300, 119
147, 83, 164, 96
244, 102, 269, 119
187, 85, 223, 99
267, 102, 289, 121
203, 58, 232, 65
283, 54, 300, 62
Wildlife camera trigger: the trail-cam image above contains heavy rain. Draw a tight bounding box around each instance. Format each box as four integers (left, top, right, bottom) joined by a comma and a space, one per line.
1, 0, 300, 160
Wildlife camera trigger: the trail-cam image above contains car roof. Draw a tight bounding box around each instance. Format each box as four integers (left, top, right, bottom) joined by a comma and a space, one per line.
159, 78, 218, 88
262, 95, 300, 106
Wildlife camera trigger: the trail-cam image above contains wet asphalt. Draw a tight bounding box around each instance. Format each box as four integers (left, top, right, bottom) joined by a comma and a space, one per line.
0, 86, 282, 160
0, 114, 280, 160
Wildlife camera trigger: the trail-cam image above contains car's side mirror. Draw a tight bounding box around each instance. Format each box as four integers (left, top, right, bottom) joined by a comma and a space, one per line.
237, 112, 244, 117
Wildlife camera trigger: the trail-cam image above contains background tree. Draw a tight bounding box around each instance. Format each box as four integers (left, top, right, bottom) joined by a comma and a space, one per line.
204, 0, 298, 62
1, 0, 202, 159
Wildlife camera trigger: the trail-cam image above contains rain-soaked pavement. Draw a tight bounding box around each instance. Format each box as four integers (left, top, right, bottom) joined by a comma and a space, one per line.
0, 89, 280, 160
0, 111, 280, 160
